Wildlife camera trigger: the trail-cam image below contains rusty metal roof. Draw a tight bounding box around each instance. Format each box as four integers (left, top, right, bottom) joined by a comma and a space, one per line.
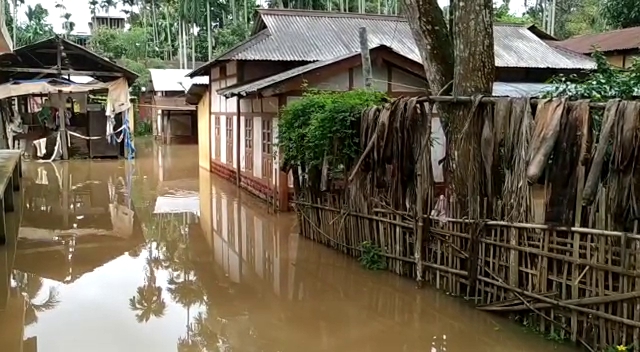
218, 51, 361, 97
555, 27, 640, 54
189, 9, 594, 77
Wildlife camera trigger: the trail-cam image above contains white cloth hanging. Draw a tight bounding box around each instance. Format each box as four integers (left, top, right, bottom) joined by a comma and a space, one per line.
105, 78, 131, 117
33, 138, 47, 157
36, 167, 48, 185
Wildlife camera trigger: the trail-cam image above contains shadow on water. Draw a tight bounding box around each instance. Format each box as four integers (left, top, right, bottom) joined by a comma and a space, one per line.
0, 140, 580, 351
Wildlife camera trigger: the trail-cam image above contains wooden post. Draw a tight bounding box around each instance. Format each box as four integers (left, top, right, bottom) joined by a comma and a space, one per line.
62, 162, 69, 229
359, 27, 372, 89
58, 90, 69, 160
165, 110, 171, 144
56, 37, 69, 160
235, 97, 241, 186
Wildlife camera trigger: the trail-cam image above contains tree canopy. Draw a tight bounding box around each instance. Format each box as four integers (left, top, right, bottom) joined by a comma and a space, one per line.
601, 0, 640, 29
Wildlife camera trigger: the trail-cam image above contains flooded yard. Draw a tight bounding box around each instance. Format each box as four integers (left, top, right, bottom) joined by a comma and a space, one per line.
0, 141, 579, 351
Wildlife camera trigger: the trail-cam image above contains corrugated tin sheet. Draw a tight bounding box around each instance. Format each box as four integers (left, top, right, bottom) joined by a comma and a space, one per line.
149, 69, 193, 92
218, 52, 360, 97
190, 76, 209, 85
555, 27, 640, 54
492, 82, 553, 97
217, 9, 594, 70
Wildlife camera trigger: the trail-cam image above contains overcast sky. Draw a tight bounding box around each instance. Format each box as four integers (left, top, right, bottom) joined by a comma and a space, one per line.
17, 0, 529, 35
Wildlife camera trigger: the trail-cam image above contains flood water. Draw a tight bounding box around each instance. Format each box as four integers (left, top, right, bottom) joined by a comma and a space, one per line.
0, 141, 579, 352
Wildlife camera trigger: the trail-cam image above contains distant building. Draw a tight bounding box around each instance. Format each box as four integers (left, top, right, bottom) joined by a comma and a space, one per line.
70, 32, 91, 47
553, 26, 640, 68
89, 15, 126, 32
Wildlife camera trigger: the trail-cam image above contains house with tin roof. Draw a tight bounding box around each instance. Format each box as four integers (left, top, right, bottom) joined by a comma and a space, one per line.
147, 69, 200, 144
553, 26, 640, 69
186, 9, 596, 211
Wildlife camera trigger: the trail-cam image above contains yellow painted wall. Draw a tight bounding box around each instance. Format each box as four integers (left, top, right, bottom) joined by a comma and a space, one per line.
198, 88, 211, 170
199, 168, 213, 248
606, 53, 638, 68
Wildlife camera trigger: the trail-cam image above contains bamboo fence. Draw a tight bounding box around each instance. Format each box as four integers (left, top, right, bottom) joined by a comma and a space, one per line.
293, 96, 640, 352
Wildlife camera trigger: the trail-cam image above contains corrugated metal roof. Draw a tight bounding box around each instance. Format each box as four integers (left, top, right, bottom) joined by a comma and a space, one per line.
149, 69, 193, 92
190, 76, 209, 85
218, 51, 361, 97
218, 9, 594, 70
218, 50, 555, 98
492, 82, 553, 97
555, 26, 640, 54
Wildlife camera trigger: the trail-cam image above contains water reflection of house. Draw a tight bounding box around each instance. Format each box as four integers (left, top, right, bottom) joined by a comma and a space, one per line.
198, 170, 297, 297
14, 162, 144, 283
0, 289, 31, 352
194, 171, 570, 351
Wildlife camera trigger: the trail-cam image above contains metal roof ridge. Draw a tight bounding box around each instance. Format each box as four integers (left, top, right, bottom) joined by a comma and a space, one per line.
257, 8, 406, 21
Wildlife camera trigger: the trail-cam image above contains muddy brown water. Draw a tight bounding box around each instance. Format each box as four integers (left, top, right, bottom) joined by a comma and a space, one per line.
0, 141, 579, 352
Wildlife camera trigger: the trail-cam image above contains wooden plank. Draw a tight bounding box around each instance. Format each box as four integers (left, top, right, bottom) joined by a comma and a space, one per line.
0, 67, 123, 76
0, 150, 21, 245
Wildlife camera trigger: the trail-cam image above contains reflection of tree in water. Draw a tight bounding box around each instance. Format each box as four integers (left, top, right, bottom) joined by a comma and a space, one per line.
12, 271, 61, 327
129, 171, 245, 349
128, 243, 167, 323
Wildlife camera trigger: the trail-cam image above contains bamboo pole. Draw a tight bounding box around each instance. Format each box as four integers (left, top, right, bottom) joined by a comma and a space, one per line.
479, 276, 640, 328
478, 291, 640, 312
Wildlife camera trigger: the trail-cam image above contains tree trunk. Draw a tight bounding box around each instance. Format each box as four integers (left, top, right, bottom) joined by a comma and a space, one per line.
400, 0, 453, 95
191, 23, 195, 69
207, 0, 212, 60
183, 22, 188, 69
164, 5, 173, 61
401, 0, 495, 211
151, 0, 159, 46
178, 20, 183, 69
12, 0, 17, 47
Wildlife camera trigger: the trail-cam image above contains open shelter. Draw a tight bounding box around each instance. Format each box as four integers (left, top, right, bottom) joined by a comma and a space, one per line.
0, 36, 138, 160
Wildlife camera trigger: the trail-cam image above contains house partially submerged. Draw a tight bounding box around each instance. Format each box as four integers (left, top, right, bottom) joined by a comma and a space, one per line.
149, 69, 198, 144
186, 9, 595, 211
552, 26, 640, 68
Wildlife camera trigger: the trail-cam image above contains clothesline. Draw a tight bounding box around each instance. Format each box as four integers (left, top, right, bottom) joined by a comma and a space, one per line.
33, 125, 127, 162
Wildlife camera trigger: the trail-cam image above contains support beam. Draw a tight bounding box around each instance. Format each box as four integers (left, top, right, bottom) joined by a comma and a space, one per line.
0, 67, 124, 77
235, 98, 241, 186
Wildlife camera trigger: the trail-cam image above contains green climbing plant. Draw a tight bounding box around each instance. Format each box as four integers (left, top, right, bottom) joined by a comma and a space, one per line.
277, 89, 389, 177
604, 344, 634, 352
546, 51, 640, 101
358, 241, 387, 270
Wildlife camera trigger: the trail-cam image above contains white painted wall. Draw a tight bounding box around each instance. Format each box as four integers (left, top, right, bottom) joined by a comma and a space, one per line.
253, 116, 262, 180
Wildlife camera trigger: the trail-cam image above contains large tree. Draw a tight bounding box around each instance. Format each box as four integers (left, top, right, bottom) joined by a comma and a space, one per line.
401, 0, 494, 197
601, 0, 640, 29
401, 0, 494, 290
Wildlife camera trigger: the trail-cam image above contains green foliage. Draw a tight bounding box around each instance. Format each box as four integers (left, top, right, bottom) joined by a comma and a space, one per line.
524, 0, 609, 39
135, 120, 153, 137
277, 89, 388, 174
546, 51, 640, 101
604, 344, 634, 352
121, 57, 167, 96
90, 27, 155, 61
602, 0, 640, 29
8, 4, 55, 47
358, 241, 387, 270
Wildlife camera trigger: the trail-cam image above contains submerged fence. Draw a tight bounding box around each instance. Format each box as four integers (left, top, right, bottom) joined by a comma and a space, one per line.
293, 96, 640, 352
